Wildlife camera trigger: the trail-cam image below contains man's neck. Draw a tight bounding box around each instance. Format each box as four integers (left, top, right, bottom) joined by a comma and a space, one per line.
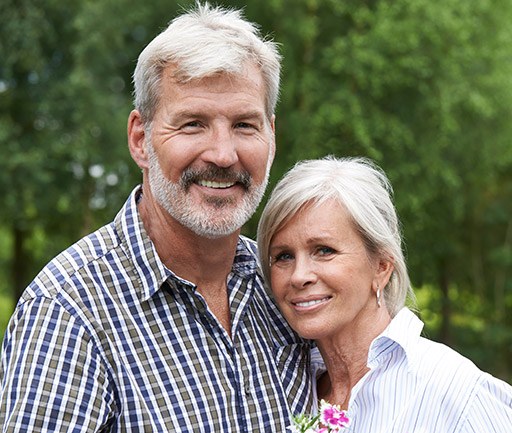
138, 192, 241, 335
138, 190, 239, 288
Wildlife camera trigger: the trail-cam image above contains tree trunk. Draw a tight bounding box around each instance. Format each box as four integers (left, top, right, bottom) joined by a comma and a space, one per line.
11, 225, 28, 305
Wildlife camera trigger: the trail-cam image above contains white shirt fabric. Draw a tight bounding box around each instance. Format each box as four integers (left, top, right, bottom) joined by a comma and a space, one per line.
310, 307, 512, 432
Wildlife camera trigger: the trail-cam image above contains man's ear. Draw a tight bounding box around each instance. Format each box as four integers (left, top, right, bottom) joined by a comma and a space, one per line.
269, 114, 276, 162
127, 110, 149, 169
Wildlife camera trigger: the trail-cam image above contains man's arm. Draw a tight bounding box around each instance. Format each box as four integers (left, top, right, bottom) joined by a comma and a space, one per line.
0, 296, 117, 432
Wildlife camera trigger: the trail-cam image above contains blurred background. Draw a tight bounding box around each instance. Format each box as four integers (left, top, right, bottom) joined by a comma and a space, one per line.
1, 0, 511, 382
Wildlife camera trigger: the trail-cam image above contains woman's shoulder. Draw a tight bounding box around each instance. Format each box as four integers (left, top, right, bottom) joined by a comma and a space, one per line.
412, 335, 512, 413
415, 336, 482, 377
414, 337, 512, 430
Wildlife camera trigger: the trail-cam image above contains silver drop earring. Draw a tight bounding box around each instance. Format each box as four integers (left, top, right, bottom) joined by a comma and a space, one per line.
376, 284, 382, 308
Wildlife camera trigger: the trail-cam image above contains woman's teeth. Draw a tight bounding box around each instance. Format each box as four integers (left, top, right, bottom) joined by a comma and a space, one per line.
294, 297, 330, 308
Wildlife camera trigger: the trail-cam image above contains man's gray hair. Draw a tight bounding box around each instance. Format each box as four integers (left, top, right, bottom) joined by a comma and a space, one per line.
133, 2, 281, 123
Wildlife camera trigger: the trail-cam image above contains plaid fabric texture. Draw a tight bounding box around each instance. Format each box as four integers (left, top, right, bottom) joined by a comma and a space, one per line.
0, 186, 315, 432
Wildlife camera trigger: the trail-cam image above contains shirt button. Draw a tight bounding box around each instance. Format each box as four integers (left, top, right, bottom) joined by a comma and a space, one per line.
244, 383, 252, 394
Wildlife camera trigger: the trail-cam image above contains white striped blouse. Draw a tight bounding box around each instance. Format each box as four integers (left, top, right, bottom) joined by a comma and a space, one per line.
310, 307, 512, 432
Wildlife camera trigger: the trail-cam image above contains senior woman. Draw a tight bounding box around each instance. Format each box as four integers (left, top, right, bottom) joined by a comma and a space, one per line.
257, 156, 512, 432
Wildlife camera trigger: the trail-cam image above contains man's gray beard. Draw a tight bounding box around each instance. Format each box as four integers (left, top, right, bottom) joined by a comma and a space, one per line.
146, 143, 270, 239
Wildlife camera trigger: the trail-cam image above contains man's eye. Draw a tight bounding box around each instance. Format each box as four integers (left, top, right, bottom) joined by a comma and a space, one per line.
235, 122, 255, 129
182, 121, 202, 129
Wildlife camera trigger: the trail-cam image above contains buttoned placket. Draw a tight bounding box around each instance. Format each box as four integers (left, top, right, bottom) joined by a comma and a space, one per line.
167, 276, 256, 432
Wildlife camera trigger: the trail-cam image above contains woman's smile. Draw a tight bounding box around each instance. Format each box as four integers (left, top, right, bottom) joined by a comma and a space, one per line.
290, 295, 332, 311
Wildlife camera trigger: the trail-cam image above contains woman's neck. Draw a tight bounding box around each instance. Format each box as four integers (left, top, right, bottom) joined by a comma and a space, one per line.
316, 309, 391, 408
316, 341, 370, 408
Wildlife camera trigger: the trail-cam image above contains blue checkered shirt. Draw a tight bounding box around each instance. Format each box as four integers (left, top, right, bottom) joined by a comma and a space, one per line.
0, 186, 316, 432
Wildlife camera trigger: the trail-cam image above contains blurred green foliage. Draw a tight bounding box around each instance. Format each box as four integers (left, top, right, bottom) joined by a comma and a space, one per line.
0, 295, 14, 343
1, 0, 511, 382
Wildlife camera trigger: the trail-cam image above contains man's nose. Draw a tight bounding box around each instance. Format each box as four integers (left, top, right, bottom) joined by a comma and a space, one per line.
203, 126, 239, 168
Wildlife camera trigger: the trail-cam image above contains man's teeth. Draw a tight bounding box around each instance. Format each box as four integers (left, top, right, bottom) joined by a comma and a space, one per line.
198, 180, 235, 189
294, 298, 329, 308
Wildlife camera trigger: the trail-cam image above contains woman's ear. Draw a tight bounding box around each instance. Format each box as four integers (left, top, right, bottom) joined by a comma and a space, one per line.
127, 110, 149, 169
375, 257, 394, 290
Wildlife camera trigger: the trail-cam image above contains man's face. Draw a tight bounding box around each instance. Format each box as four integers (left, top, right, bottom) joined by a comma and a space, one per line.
146, 64, 275, 238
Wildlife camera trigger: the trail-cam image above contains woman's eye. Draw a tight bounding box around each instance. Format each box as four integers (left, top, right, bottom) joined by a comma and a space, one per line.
316, 246, 335, 256
271, 252, 293, 265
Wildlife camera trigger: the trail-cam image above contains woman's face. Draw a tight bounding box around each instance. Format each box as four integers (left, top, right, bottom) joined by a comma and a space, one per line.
269, 199, 387, 341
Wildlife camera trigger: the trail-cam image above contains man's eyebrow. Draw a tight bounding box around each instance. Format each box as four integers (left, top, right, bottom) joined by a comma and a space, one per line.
170, 110, 206, 122
235, 110, 265, 119
170, 109, 268, 125
233, 110, 269, 126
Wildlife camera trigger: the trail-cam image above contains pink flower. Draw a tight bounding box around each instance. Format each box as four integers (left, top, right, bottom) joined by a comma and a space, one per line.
290, 400, 350, 433
319, 400, 350, 430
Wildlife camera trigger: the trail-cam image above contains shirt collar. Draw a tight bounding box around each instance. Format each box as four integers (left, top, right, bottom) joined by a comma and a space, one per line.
114, 186, 260, 302
114, 186, 169, 301
367, 307, 424, 371
233, 235, 261, 277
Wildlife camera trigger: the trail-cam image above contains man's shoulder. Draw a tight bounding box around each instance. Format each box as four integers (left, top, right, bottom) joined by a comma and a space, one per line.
232, 235, 261, 274
21, 189, 143, 304
23, 222, 122, 302
238, 235, 258, 256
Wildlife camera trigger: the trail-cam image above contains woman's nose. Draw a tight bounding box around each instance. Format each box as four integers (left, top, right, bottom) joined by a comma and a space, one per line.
290, 256, 317, 289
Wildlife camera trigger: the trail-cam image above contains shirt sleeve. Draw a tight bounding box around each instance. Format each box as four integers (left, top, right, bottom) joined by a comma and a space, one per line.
462, 372, 512, 433
0, 296, 117, 432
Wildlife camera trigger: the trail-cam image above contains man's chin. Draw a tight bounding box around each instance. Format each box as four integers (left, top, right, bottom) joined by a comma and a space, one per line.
186, 222, 242, 239
183, 209, 251, 239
